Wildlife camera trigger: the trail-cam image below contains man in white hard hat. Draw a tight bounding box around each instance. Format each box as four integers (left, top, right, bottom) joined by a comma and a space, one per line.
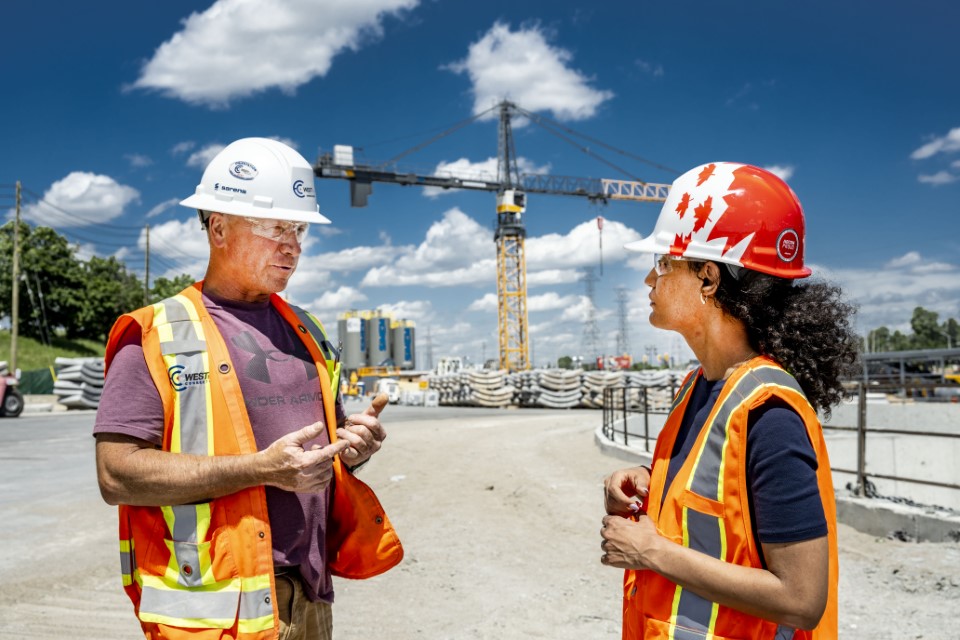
93, 138, 402, 640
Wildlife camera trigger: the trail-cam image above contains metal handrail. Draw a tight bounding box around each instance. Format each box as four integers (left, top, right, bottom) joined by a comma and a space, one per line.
602, 381, 960, 496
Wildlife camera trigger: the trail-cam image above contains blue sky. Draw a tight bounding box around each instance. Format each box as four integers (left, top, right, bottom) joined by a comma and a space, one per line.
2, 0, 958, 367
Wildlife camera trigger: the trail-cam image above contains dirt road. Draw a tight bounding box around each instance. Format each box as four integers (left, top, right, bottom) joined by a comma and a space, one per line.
1, 406, 957, 638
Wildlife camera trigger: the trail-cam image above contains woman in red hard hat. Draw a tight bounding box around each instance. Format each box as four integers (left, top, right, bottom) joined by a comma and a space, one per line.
601, 162, 858, 639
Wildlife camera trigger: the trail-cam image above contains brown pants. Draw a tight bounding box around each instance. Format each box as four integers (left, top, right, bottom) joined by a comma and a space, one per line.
275, 573, 333, 640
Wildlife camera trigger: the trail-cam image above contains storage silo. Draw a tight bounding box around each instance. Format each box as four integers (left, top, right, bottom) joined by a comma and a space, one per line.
337, 311, 366, 370
391, 320, 416, 369
366, 311, 393, 366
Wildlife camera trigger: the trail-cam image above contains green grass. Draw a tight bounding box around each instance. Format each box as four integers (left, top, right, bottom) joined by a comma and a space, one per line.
0, 330, 104, 371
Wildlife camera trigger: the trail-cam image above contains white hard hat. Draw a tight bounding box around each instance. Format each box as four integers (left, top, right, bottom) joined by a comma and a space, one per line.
179, 137, 331, 224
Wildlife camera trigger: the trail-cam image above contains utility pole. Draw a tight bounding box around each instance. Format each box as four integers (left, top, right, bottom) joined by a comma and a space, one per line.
581, 267, 600, 366
10, 181, 21, 374
615, 286, 630, 356
144, 224, 150, 305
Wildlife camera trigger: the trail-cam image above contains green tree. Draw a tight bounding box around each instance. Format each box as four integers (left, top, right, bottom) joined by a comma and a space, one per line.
909, 306, 942, 349
0, 222, 85, 341
74, 256, 144, 341
944, 318, 959, 349
150, 274, 197, 303
557, 355, 573, 369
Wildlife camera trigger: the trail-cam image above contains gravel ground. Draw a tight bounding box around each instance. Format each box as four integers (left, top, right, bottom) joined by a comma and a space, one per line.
0, 405, 957, 638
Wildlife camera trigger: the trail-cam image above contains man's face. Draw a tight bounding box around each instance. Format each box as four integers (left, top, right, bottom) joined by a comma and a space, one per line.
214, 214, 304, 299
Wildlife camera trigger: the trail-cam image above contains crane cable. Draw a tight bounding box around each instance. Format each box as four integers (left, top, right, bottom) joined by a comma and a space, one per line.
513, 105, 682, 177
378, 103, 500, 169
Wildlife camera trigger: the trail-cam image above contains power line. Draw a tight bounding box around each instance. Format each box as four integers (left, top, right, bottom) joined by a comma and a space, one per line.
20, 187, 145, 231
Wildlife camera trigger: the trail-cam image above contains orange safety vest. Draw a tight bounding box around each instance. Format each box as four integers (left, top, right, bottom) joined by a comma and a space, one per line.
622, 357, 838, 640
104, 283, 403, 639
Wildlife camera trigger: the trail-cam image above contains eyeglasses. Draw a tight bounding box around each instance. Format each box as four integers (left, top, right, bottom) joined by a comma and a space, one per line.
653, 253, 685, 276
243, 217, 309, 243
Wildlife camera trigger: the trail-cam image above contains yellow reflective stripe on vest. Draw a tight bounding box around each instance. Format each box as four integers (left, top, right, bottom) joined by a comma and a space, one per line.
120, 538, 137, 587
160, 502, 214, 587
154, 295, 213, 456
289, 305, 341, 397
669, 365, 808, 636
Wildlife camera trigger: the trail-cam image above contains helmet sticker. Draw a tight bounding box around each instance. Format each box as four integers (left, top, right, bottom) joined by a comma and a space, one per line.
229, 161, 258, 180
292, 179, 315, 198
776, 228, 800, 262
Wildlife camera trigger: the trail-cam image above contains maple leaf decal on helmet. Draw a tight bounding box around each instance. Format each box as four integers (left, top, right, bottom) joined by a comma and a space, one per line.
675, 192, 692, 219
696, 163, 716, 186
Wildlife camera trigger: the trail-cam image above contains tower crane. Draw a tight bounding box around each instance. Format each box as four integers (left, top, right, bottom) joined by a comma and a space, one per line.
314, 100, 672, 371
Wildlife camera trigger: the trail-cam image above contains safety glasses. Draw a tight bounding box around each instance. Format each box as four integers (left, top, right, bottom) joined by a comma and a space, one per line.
653, 253, 686, 276
244, 217, 309, 243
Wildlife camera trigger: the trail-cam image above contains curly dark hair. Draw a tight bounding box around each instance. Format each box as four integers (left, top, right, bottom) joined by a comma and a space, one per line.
688, 261, 860, 416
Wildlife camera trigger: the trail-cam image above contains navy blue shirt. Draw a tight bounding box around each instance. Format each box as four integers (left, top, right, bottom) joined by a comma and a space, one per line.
662, 375, 827, 562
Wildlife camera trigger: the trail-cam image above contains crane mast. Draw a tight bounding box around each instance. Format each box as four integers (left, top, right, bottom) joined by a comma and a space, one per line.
313, 100, 671, 372
494, 102, 530, 370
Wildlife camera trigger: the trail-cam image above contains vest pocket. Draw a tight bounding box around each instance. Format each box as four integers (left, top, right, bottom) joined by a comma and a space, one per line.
680, 488, 725, 518
644, 616, 739, 639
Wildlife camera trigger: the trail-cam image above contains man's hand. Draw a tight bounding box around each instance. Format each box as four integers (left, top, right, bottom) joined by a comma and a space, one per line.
600, 514, 661, 570
337, 393, 389, 469
261, 422, 350, 493
604, 465, 651, 516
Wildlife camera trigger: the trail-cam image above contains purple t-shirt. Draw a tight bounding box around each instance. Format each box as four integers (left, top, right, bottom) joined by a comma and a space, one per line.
94, 291, 344, 603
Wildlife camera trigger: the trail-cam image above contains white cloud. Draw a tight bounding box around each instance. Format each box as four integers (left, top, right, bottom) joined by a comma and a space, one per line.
376, 300, 432, 322
132, 0, 418, 107
445, 22, 613, 121
528, 291, 580, 312
468, 292, 498, 312
171, 141, 196, 155
558, 295, 594, 322
819, 252, 960, 334
526, 217, 642, 270
360, 208, 494, 286
910, 127, 960, 160
125, 153, 153, 168
362, 260, 493, 288
186, 143, 226, 168
918, 170, 958, 186
885, 252, 920, 268
422, 156, 550, 197
308, 286, 368, 311
526, 269, 583, 286
141, 218, 210, 279
21, 172, 140, 227
146, 197, 182, 218
634, 59, 664, 77
313, 244, 401, 273
763, 164, 795, 182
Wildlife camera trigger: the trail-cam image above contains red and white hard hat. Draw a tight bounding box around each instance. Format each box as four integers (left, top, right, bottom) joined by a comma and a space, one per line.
180, 137, 331, 225
625, 162, 810, 278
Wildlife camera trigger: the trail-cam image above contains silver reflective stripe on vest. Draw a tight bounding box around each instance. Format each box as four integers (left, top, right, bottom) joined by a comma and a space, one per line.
775, 625, 797, 639
671, 372, 698, 413
169, 504, 203, 587
139, 579, 240, 624
673, 365, 806, 634
160, 297, 209, 456
239, 585, 272, 623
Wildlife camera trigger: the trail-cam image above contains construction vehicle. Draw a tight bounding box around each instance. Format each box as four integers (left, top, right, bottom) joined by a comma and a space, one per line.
373, 378, 401, 404
314, 100, 673, 372
0, 373, 24, 418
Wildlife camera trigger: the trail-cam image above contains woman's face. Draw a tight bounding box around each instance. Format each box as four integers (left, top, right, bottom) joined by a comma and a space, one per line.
643, 257, 705, 334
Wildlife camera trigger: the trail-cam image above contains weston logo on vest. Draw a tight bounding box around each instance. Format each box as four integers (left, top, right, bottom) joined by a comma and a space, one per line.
167, 364, 210, 392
